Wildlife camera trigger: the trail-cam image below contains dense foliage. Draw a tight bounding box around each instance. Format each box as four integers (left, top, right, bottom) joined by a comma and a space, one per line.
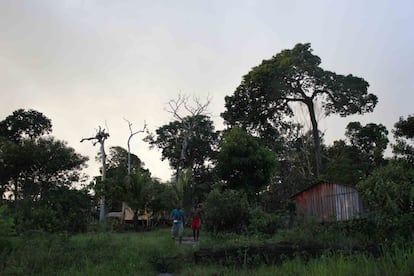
0, 109, 89, 233
216, 127, 278, 202
203, 189, 249, 234
146, 114, 219, 205
222, 43, 378, 176
357, 161, 414, 242
323, 122, 389, 185
393, 114, 414, 165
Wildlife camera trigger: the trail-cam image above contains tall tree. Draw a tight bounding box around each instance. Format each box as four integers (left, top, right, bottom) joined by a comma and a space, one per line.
322, 122, 388, 185
345, 122, 389, 168
164, 95, 211, 179
0, 109, 88, 233
146, 96, 218, 206
222, 43, 378, 176
393, 114, 414, 165
0, 109, 52, 142
1, 109, 53, 200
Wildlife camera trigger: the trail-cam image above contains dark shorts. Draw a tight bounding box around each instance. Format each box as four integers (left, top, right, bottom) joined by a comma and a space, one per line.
191, 218, 201, 229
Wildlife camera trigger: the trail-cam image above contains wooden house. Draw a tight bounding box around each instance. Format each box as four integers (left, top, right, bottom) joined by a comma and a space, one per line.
292, 181, 363, 222
106, 202, 152, 226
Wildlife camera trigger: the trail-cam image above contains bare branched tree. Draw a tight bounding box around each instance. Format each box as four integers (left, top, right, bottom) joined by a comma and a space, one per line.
165, 94, 211, 174
124, 118, 147, 174
81, 126, 110, 223
165, 94, 211, 206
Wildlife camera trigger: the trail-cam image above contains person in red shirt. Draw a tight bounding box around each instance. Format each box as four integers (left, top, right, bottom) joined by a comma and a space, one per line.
190, 203, 203, 241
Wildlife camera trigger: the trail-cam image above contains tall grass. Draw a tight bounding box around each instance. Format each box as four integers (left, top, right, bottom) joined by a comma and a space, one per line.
180, 247, 414, 275
2, 229, 192, 275
2, 228, 414, 275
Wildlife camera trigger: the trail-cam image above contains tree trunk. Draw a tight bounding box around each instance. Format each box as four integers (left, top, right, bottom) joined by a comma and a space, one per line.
99, 142, 107, 223
305, 99, 322, 177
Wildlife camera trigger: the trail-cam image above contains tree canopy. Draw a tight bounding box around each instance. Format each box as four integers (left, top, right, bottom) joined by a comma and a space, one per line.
393, 114, 414, 165
222, 43, 378, 176
147, 114, 218, 171
345, 122, 389, 167
0, 109, 52, 142
0, 109, 89, 233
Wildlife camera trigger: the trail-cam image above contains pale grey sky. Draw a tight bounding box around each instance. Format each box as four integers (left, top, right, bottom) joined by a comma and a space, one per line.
1, 0, 413, 182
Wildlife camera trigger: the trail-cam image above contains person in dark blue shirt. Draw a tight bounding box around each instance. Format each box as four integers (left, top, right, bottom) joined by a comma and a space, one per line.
170, 204, 185, 244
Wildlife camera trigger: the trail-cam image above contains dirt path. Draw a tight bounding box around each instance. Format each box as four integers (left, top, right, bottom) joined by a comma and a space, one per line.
174, 236, 199, 246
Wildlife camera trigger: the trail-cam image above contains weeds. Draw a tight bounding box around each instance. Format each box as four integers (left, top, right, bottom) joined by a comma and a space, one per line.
1, 228, 414, 275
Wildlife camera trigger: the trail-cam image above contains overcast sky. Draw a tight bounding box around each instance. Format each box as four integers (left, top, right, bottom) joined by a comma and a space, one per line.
1, 0, 413, 182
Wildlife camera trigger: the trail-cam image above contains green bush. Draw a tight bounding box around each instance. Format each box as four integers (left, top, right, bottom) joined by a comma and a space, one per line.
0, 205, 15, 270
279, 219, 362, 247
0, 205, 15, 237
14, 187, 91, 234
204, 189, 249, 234
357, 161, 414, 244
246, 206, 287, 236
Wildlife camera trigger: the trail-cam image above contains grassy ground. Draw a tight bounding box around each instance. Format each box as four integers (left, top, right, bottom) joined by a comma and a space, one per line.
1, 228, 414, 275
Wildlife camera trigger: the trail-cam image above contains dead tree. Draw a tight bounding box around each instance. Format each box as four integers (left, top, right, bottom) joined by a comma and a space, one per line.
165, 94, 211, 204
124, 118, 147, 174
122, 119, 147, 223
81, 126, 110, 223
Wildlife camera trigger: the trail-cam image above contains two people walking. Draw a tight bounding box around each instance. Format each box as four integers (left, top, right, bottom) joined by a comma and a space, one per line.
171, 203, 203, 244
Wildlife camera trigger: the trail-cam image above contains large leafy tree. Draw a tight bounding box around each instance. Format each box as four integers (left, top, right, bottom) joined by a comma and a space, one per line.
0, 109, 87, 204
222, 43, 378, 176
323, 122, 389, 185
95, 146, 145, 211
323, 140, 370, 185
0, 109, 52, 142
0, 109, 88, 233
146, 114, 219, 205
393, 114, 414, 165
216, 127, 278, 202
148, 115, 218, 170
345, 122, 389, 168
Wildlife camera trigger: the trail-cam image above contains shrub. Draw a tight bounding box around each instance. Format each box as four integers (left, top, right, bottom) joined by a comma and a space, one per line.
0, 205, 15, 270
246, 206, 287, 236
357, 161, 414, 244
0, 205, 15, 237
204, 189, 249, 234
15, 187, 91, 234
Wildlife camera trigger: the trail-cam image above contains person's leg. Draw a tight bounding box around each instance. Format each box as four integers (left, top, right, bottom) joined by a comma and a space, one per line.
196, 228, 199, 241
178, 223, 183, 244
173, 224, 180, 240
171, 224, 175, 239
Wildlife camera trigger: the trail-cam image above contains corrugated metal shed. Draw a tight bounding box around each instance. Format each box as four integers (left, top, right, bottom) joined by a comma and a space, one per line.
292, 181, 363, 222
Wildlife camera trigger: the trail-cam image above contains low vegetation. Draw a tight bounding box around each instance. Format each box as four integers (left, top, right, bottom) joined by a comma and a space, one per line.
1, 227, 414, 275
